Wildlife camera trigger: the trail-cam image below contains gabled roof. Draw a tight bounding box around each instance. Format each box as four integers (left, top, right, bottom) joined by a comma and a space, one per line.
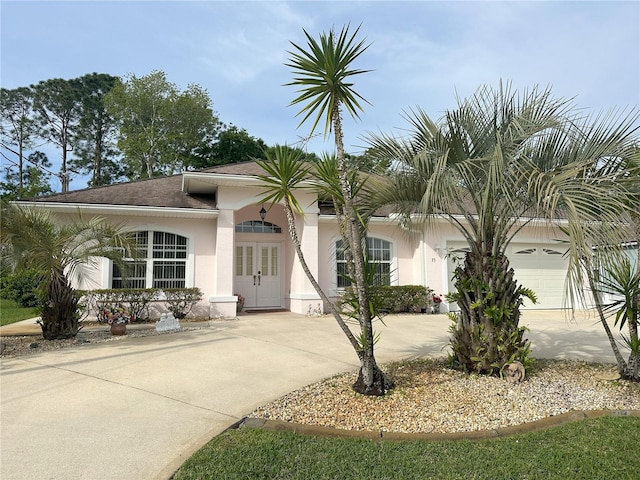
26, 161, 270, 209
22, 161, 393, 219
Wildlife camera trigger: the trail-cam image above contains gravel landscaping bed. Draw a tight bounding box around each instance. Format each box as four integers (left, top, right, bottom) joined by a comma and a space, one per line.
251, 358, 640, 434
0, 323, 207, 357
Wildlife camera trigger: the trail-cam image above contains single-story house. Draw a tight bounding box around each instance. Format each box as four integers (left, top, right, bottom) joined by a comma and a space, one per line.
19, 161, 580, 318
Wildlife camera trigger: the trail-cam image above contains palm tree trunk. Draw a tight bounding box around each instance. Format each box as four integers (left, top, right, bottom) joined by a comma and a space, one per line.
628, 238, 640, 380
332, 105, 390, 395
585, 256, 628, 375
624, 294, 639, 380
282, 200, 361, 353
450, 248, 529, 374
39, 269, 79, 340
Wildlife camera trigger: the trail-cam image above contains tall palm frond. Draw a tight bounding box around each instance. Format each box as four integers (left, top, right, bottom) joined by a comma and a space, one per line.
254, 145, 311, 216
285, 24, 372, 137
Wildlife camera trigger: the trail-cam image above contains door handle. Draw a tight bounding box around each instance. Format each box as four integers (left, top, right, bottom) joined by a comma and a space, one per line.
253, 275, 256, 286
257, 271, 261, 286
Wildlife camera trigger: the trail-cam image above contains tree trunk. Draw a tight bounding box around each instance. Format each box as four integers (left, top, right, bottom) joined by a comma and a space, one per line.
625, 352, 640, 381
352, 353, 394, 396
39, 270, 79, 340
450, 249, 529, 375
332, 104, 389, 395
623, 307, 639, 381
282, 201, 362, 353
584, 254, 629, 376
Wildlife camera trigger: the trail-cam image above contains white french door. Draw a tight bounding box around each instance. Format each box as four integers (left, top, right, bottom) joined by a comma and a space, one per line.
235, 242, 281, 309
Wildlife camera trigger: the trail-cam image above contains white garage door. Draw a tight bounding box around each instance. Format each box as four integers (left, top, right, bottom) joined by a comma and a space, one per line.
446, 243, 569, 309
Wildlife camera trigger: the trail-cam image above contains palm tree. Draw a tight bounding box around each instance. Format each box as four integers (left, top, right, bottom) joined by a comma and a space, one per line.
366, 83, 639, 375
586, 152, 640, 381
590, 252, 640, 380
260, 24, 390, 395
256, 147, 366, 353
1, 203, 135, 339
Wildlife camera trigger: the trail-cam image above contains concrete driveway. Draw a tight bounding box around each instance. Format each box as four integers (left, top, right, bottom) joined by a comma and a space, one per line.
0, 310, 616, 479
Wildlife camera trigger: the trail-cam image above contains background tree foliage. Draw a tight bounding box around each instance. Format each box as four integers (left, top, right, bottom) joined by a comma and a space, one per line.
0, 86, 41, 193
69, 73, 122, 187
31, 77, 84, 192
193, 124, 267, 168
104, 70, 221, 179
2, 70, 360, 197
2, 74, 123, 195
0, 151, 53, 200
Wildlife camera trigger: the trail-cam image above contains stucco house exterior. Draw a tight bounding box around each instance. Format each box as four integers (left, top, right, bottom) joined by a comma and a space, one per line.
20, 161, 576, 318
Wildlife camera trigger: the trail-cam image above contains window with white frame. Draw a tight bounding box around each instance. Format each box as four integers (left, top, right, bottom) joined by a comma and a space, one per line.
112, 231, 188, 288
336, 237, 392, 288
235, 221, 282, 233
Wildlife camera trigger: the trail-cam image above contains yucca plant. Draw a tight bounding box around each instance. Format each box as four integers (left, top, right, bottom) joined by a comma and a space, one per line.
590, 249, 640, 381
256, 24, 391, 395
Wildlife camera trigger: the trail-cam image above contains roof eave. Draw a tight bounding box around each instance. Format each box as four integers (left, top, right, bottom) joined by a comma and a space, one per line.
182, 171, 316, 194
14, 201, 219, 219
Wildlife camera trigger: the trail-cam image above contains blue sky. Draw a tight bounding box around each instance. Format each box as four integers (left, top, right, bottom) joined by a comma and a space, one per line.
1, 0, 639, 192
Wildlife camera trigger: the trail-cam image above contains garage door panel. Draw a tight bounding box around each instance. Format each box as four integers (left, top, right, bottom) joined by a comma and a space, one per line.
446, 243, 568, 310
510, 245, 568, 309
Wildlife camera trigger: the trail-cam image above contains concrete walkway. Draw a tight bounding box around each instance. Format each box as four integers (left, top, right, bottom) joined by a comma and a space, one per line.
0, 310, 615, 480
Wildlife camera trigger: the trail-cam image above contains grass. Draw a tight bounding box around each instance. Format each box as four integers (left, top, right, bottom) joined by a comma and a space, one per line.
173, 416, 640, 480
0, 299, 38, 326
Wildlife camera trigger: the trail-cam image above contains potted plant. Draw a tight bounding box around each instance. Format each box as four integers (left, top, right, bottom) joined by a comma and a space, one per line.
235, 293, 245, 314
431, 293, 443, 313
102, 306, 132, 335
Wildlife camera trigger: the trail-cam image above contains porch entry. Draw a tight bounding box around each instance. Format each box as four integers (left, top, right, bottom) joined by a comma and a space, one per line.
235, 242, 282, 309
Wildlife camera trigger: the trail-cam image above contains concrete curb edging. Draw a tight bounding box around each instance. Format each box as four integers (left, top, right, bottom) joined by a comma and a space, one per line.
235, 410, 640, 441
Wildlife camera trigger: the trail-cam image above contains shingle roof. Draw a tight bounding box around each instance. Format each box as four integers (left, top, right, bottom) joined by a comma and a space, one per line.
25, 161, 289, 209
198, 161, 269, 176
29, 173, 216, 209
25, 161, 390, 217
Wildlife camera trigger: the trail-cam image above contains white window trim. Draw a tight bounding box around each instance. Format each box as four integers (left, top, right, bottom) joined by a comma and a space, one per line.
110, 229, 195, 289
331, 235, 398, 292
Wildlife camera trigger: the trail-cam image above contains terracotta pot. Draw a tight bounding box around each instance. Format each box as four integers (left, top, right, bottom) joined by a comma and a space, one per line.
110, 323, 127, 336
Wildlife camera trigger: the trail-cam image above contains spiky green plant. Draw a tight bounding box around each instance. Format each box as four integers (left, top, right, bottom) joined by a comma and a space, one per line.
1, 203, 135, 339
367, 82, 639, 375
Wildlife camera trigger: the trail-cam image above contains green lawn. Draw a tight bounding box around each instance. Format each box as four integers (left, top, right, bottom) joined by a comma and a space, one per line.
174, 416, 640, 480
0, 299, 38, 326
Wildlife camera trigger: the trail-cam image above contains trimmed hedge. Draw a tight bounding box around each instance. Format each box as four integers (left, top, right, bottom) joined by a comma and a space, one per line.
340, 285, 433, 314
162, 288, 203, 319
82, 288, 203, 322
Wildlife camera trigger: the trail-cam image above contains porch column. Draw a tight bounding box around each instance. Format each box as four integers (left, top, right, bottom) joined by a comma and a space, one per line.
289, 205, 322, 315
210, 208, 237, 318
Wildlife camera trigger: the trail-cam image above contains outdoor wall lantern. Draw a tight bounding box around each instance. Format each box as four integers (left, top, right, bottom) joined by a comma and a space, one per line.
259, 206, 267, 221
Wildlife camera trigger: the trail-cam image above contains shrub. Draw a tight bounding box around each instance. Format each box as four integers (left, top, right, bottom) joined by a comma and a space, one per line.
162, 288, 203, 319
379, 285, 432, 313
118, 288, 159, 321
340, 285, 432, 314
90, 288, 161, 322
0, 269, 45, 307
86, 288, 206, 322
